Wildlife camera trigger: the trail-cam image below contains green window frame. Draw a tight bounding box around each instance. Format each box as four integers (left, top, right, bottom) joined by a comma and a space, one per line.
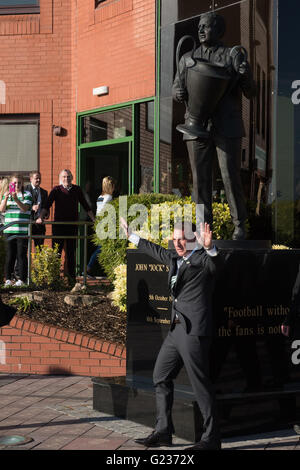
76, 97, 158, 195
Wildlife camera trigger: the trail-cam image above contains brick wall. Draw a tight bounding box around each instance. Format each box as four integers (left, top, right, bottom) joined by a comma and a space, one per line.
0, 0, 75, 190
75, 0, 156, 112
0, 0, 156, 190
0, 315, 126, 377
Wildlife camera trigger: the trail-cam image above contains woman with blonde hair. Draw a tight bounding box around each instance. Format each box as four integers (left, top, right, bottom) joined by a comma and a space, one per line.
0, 177, 9, 227
0, 177, 9, 199
84, 176, 116, 278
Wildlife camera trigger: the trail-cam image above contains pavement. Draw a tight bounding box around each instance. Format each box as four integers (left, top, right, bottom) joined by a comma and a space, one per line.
0, 373, 299, 452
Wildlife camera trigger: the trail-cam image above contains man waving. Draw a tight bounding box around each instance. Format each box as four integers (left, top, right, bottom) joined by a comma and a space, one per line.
121, 218, 224, 450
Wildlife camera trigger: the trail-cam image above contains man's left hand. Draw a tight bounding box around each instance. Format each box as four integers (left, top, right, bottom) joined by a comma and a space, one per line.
195, 223, 213, 250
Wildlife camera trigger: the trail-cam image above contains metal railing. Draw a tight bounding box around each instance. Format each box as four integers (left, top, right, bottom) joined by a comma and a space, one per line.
0, 220, 95, 286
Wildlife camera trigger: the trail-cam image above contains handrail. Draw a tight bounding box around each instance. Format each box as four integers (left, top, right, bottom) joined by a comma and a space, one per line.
0, 220, 95, 287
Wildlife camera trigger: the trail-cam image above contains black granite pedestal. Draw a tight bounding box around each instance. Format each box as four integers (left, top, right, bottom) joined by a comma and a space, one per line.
93, 241, 300, 440
92, 376, 203, 442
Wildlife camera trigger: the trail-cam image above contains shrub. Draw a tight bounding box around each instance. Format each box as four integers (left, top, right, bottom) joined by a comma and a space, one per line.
8, 296, 37, 313
31, 244, 62, 289
272, 245, 291, 250
93, 194, 235, 282
110, 264, 127, 312
211, 202, 234, 240
93, 193, 181, 282
92, 193, 234, 312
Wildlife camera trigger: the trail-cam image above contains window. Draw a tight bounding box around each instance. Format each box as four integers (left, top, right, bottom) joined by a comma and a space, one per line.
0, 115, 39, 176
256, 0, 268, 25
95, 0, 107, 8
256, 64, 261, 135
82, 108, 132, 144
0, 0, 39, 15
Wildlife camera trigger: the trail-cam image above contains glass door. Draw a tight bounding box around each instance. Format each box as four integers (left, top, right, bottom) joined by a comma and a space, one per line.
80, 142, 130, 200
76, 99, 155, 275
77, 141, 131, 277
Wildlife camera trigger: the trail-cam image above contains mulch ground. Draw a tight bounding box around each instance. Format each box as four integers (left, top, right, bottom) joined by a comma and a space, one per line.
1, 284, 126, 346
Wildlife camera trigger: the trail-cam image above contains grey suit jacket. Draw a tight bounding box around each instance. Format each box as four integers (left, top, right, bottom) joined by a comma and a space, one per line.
137, 238, 224, 336
25, 184, 48, 221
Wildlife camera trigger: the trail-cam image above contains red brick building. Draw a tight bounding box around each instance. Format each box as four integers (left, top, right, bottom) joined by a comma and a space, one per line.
0, 0, 297, 243
0, 0, 156, 196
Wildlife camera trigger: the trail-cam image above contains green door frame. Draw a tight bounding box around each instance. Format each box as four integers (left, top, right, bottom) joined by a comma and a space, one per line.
76, 97, 157, 194
155, 0, 161, 193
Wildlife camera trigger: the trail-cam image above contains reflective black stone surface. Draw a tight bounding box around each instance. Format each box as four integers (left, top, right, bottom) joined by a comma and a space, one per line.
93, 248, 300, 439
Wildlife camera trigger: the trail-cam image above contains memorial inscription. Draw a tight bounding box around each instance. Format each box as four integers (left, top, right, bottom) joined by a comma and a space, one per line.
126, 248, 300, 435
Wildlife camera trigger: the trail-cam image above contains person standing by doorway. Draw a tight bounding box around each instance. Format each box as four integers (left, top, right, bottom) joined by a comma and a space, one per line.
85, 176, 116, 278
37, 169, 95, 283
25, 171, 48, 248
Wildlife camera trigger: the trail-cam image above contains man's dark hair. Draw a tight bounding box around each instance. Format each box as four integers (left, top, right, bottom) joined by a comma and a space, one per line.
198, 12, 226, 39
29, 170, 41, 178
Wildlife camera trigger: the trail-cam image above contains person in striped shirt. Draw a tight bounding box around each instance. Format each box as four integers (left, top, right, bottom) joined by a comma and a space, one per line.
0, 174, 32, 287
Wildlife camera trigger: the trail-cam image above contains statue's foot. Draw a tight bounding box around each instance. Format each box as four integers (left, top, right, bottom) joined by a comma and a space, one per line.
232, 226, 246, 240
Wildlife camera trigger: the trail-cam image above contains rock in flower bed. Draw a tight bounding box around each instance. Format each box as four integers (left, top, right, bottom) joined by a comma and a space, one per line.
1, 284, 126, 346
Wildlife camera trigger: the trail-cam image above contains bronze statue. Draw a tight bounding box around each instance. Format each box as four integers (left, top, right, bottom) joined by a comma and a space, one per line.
173, 12, 256, 240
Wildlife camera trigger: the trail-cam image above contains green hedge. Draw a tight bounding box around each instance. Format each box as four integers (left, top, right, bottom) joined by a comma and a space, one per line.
92, 193, 234, 282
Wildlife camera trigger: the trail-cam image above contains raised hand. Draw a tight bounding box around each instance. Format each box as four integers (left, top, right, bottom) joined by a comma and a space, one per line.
195, 222, 213, 250
120, 217, 131, 239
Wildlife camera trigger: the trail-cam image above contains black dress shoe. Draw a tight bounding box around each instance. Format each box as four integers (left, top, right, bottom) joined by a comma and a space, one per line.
134, 431, 172, 447
185, 440, 221, 451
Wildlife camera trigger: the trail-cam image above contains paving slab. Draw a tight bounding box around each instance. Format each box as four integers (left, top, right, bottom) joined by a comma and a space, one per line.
0, 373, 299, 452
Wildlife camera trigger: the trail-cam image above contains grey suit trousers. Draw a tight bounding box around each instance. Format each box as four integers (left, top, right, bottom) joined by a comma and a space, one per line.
153, 322, 220, 444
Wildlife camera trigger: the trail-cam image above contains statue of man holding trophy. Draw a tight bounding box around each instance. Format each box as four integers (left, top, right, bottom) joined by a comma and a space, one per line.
173, 12, 256, 240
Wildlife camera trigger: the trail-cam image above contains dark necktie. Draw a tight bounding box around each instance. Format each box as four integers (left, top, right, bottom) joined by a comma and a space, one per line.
170, 257, 187, 290
33, 188, 38, 202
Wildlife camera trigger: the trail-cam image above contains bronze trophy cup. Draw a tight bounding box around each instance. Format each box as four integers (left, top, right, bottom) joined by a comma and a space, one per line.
176, 36, 242, 140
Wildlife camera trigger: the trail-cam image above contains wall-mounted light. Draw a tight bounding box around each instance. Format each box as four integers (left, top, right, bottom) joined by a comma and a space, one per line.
53, 126, 67, 137
93, 86, 109, 96
53, 125, 63, 136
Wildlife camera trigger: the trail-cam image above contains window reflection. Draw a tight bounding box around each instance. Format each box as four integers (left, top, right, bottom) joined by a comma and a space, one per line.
159, 0, 277, 241
138, 102, 154, 193
82, 107, 132, 144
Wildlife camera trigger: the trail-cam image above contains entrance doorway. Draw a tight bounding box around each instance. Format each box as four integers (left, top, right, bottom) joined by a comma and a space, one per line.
78, 142, 131, 276
81, 142, 130, 203
76, 99, 155, 275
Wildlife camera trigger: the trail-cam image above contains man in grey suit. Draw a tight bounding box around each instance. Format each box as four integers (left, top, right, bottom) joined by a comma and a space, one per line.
173, 12, 256, 240
121, 218, 224, 450
25, 171, 48, 247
